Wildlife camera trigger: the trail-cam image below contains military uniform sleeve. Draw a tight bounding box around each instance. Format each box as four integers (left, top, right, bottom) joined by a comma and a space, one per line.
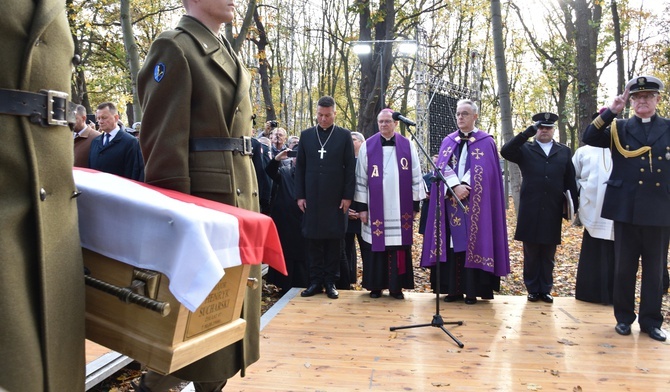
500, 132, 529, 164
583, 109, 617, 148
138, 34, 193, 193
564, 152, 580, 212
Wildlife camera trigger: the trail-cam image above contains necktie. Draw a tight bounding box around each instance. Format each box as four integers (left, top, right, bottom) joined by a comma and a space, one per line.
104, 133, 111, 146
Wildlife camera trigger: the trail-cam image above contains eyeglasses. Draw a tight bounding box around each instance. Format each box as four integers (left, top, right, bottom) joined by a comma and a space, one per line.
631, 92, 658, 101
456, 112, 472, 117
378, 119, 395, 124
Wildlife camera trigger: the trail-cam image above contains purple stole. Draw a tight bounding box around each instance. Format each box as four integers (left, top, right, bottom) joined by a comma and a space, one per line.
366, 132, 413, 252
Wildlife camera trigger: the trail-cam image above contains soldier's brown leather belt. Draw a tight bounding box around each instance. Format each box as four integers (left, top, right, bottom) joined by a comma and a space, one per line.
189, 136, 253, 156
0, 88, 76, 126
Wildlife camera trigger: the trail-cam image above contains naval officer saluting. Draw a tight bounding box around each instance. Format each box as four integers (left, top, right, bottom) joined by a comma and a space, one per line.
583, 75, 670, 342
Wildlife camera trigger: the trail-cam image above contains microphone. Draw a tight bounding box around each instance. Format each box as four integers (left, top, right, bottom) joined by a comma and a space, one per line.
392, 111, 416, 127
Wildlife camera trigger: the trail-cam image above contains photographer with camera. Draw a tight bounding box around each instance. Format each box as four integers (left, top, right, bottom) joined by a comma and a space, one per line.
264, 145, 308, 294
270, 126, 288, 158
257, 119, 278, 138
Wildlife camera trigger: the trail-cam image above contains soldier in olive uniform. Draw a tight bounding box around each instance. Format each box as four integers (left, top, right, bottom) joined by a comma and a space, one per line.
0, 1, 85, 390
584, 75, 670, 342
137, 0, 261, 390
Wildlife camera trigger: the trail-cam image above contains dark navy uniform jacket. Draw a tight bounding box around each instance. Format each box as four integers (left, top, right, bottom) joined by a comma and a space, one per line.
501, 133, 579, 245
583, 109, 670, 227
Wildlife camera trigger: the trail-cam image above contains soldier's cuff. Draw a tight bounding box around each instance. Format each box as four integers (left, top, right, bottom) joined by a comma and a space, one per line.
591, 108, 617, 130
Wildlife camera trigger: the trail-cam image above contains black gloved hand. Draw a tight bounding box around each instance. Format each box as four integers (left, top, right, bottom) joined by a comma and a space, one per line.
522, 121, 541, 138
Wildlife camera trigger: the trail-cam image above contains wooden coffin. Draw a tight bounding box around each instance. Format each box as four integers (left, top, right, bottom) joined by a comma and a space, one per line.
83, 248, 249, 375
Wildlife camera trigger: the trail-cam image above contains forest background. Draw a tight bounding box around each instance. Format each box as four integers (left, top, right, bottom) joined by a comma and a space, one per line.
68, 0, 668, 186
68, 0, 669, 204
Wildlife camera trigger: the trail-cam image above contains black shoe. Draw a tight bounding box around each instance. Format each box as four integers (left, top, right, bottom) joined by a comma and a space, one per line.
540, 293, 553, 303
527, 293, 539, 302
615, 322, 631, 336
324, 283, 339, 299
464, 297, 477, 305
389, 292, 404, 300
444, 294, 464, 303
301, 283, 322, 297
369, 290, 382, 298
641, 326, 666, 342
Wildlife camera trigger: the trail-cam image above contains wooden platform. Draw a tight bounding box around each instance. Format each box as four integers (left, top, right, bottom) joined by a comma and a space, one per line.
85, 340, 132, 390
225, 290, 670, 391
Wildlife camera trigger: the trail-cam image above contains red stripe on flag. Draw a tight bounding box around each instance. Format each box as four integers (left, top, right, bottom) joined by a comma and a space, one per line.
74, 168, 287, 275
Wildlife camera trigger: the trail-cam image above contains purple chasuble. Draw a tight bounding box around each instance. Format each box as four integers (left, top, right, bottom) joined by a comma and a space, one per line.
420, 131, 510, 277
366, 132, 414, 252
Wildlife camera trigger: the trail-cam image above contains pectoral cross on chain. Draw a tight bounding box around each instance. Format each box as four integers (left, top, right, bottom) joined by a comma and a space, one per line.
318, 147, 326, 159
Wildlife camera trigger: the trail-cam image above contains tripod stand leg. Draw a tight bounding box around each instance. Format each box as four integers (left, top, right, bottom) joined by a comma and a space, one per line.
390, 323, 433, 331
438, 325, 464, 348
390, 313, 464, 348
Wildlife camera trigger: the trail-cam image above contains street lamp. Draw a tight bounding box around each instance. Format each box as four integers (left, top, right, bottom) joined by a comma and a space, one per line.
351, 39, 417, 109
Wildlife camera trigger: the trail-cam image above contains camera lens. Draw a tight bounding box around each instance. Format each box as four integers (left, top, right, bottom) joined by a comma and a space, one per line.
270, 121, 278, 128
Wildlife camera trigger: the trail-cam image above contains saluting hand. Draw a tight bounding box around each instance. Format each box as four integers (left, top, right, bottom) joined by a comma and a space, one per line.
610, 88, 630, 114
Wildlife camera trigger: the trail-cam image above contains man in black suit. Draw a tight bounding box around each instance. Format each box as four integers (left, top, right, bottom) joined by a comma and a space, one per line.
501, 112, 579, 304
583, 75, 670, 342
294, 96, 356, 299
89, 102, 144, 181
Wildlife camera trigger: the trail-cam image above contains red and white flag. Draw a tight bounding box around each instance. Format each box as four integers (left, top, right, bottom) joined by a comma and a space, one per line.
73, 168, 286, 311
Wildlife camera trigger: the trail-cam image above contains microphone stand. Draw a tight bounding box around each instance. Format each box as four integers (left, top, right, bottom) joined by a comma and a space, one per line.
389, 122, 464, 348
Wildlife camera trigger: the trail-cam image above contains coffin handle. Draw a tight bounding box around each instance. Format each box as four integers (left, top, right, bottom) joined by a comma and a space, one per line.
84, 272, 171, 317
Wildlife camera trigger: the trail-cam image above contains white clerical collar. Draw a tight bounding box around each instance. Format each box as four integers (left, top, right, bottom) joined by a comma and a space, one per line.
641, 117, 652, 123
459, 128, 478, 136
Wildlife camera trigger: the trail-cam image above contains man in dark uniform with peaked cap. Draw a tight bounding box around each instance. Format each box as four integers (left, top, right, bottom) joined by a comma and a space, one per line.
501, 111, 579, 304
584, 75, 670, 342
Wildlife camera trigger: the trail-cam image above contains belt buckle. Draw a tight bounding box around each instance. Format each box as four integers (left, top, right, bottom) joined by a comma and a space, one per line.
241, 136, 252, 156
42, 89, 69, 126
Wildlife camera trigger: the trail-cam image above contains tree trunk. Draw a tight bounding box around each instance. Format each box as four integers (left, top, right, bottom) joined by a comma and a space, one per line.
491, 0, 518, 212
66, 0, 90, 111
355, 0, 395, 138
611, 0, 625, 96
252, 8, 276, 121
574, 0, 601, 141
120, 0, 142, 123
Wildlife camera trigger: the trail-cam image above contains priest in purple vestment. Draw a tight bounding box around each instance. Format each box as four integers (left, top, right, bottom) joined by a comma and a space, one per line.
421, 99, 510, 304
354, 109, 427, 299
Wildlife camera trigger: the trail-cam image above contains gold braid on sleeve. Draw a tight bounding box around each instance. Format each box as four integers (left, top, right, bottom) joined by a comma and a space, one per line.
610, 119, 652, 170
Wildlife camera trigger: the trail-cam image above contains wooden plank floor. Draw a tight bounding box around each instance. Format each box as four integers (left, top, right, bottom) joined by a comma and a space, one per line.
86, 340, 113, 364
226, 289, 670, 391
